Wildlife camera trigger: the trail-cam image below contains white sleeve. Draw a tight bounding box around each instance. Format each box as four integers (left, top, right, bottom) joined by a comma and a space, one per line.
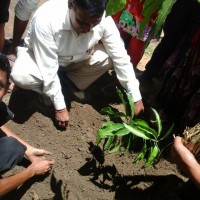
101, 16, 142, 102
15, 0, 40, 21
28, 14, 66, 110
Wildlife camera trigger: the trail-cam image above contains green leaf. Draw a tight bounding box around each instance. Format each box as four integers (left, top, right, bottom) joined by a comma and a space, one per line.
98, 122, 124, 139
100, 107, 126, 118
160, 123, 174, 141
96, 136, 101, 146
153, 0, 176, 37
114, 127, 130, 136
123, 134, 132, 153
136, 125, 158, 139
106, 0, 126, 16
109, 143, 121, 153
123, 123, 151, 140
151, 108, 162, 136
104, 136, 115, 150
132, 119, 150, 128
143, 145, 159, 168
117, 87, 128, 116
132, 142, 147, 163
125, 90, 135, 119
138, 0, 162, 38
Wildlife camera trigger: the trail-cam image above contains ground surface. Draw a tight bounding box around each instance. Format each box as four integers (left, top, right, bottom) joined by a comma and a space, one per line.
2, 1, 188, 199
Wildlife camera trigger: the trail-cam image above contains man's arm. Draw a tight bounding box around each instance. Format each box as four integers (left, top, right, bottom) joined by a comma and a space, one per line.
0, 158, 54, 196
0, 126, 51, 162
26, 6, 69, 127
171, 136, 200, 189
101, 16, 144, 115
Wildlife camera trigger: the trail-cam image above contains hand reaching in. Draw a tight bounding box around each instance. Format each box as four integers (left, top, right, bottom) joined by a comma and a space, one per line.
55, 108, 69, 128
134, 99, 144, 116
25, 147, 52, 163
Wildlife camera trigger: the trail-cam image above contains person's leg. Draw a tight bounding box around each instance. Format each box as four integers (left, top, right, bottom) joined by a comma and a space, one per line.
9, 0, 40, 55
10, 47, 43, 94
8, 17, 28, 56
0, 137, 26, 174
0, 24, 5, 52
0, 0, 11, 52
66, 44, 113, 90
142, 0, 193, 80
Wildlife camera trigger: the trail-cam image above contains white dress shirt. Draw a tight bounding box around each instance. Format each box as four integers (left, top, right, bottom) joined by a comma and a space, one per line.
24, 0, 142, 110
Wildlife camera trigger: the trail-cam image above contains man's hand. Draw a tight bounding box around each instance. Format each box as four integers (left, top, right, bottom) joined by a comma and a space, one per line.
134, 99, 144, 116
55, 108, 69, 128
171, 136, 198, 170
28, 159, 55, 175
25, 147, 52, 162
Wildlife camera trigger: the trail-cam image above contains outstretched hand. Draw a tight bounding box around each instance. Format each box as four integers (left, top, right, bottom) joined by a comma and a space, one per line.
25, 147, 52, 163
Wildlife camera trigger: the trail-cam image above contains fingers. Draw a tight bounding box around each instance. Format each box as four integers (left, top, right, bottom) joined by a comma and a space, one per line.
32, 148, 53, 156
48, 159, 55, 165
55, 108, 69, 128
45, 160, 55, 173
58, 121, 68, 128
42, 150, 53, 155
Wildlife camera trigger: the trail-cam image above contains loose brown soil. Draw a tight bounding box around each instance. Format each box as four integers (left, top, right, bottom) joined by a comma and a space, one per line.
2, 1, 187, 199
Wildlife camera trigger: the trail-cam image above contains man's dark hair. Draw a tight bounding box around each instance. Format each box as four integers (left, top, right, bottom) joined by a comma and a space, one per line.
0, 53, 11, 84
73, 0, 107, 17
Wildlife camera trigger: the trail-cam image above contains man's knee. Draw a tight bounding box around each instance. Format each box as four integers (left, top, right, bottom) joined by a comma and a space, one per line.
0, 137, 26, 174
10, 68, 30, 88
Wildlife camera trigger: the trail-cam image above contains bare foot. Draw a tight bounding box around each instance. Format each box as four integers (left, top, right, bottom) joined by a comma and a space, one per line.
7, 54, 16, 68
7, 80, 15, 93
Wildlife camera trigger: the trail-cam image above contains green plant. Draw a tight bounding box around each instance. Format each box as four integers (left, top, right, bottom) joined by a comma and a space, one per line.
96, 88, 174, 168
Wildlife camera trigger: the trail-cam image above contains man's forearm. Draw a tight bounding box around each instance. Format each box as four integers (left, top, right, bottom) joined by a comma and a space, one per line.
0, 167, 34, 196
0, 126, 32, 150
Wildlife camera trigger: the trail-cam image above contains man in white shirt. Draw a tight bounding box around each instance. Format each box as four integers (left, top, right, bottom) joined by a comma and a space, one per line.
11, 0, 144, 128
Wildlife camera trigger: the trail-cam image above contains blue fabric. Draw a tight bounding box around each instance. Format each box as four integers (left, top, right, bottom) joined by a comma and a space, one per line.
0, 137, 26, 174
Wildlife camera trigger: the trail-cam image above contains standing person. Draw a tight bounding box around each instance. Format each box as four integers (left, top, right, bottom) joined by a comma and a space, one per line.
141, 0, 200, 81
8, 0, 41, 61
0, 53, 54, 196
157, 26, 200, 133
112, 0, 158, 67
11, 0, 144, 128
1, 0, 41, 56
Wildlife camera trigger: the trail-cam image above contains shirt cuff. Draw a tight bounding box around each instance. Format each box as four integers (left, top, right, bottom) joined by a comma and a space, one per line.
53, 95, 66, 110
129, 89, 142, 102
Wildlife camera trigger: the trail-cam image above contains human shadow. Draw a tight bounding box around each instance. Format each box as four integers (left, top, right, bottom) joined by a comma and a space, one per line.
50, 172, 70, 200
2, 158, 50, 200
78, 142, 184, 200
2, 175, 49, 200
9, 89, 53, 123
8, 88, 72, 131
2, 167, 69, 200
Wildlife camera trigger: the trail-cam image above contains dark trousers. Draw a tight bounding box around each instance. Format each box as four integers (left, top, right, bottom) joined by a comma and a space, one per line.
0, 0, 11, 23
0, 137, 26, 174
142, 0, 200, 80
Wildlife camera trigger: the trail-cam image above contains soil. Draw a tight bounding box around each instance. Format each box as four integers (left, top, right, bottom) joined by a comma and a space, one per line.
2, 1, 188, 200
